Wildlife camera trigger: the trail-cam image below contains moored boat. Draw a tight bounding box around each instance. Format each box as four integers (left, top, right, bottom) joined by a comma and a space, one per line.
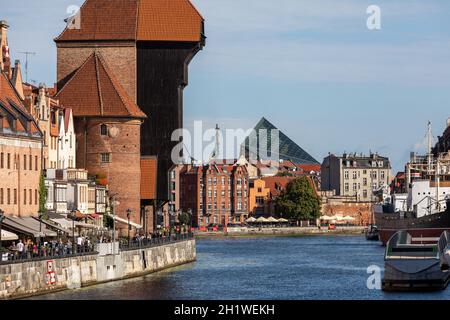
382, 230, 450, 291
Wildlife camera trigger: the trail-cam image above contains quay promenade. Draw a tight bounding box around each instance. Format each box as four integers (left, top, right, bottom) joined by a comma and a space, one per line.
196, 226, 365, 238
0, 234, 195, 299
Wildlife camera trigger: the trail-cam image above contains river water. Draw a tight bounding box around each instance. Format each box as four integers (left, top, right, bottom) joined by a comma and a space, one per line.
29, 236, 450, 300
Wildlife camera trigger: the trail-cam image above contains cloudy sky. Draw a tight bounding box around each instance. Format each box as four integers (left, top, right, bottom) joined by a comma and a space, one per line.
3, 0, 450, 171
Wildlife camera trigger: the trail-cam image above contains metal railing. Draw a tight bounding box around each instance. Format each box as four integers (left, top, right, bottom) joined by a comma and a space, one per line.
0, 234, 194, 264
119, 233, 194, 251
0, 245, 97, 265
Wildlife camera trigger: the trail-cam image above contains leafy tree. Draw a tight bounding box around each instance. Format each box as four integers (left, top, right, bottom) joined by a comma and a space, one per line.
178, 212, 191, 225
38, 173, 48, 216
276, 171, 294, 177
275, 177, 321, 221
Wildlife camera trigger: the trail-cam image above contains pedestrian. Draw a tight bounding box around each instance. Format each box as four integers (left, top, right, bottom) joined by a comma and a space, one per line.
32, 244, 38, 257
17, 240, 24, 259
67, 239, 72, 255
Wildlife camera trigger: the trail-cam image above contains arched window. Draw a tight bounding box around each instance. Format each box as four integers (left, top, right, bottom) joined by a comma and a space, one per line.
100, 124, 108, 136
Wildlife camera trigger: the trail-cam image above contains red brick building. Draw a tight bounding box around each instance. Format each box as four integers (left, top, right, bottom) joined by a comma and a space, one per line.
55, 0, 205, 202
179, 163, 249, 227
0, 60, 43, 218
56, 52, 146, 231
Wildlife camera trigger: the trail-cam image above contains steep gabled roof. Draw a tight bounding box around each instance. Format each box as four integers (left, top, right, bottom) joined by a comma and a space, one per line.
55, 0, 204, 43
0, 72, 42, 138
56, 52, 146, 118
243, 117, 319, 165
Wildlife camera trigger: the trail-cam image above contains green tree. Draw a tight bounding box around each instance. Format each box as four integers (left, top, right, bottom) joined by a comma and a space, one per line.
275, 177, 321, 221
38, 173, 48, 215
178, 212, 190, 225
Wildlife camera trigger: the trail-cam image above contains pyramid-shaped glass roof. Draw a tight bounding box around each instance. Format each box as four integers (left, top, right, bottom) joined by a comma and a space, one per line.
243, 117, 319, 165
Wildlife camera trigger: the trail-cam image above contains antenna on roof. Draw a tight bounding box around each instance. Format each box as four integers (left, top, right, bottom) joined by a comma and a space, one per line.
18, 51, 36, 83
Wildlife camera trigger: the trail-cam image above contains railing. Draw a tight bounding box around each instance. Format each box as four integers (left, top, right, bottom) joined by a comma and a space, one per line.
119, 233, 194, 251
0, 245, 97, 265
0, 234, 194, 264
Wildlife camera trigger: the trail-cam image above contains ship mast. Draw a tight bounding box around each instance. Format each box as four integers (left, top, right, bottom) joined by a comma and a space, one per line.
427, 121, 432, 175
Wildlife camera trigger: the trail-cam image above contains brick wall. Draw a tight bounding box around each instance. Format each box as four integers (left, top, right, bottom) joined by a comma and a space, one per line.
56, 42, 137, 102
0, 137, 42, 217
321, 201, 373, 226
74, 118, 142, 231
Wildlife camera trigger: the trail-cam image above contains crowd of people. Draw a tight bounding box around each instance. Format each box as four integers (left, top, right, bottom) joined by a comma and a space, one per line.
1, 227, 193, 263
1, 236, 96, 262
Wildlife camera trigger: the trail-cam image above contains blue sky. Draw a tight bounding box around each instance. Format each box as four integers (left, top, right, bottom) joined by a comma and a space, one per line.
3, 0, 450, 172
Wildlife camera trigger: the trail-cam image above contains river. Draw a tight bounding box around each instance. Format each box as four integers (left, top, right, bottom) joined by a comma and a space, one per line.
28, 235, 450, 300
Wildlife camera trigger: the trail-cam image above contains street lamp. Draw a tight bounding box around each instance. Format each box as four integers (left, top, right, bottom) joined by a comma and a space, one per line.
144, 207, 149, 239
70, 210, 76, 253
188, 208, 193, 235
126, 209, 131, 245
38, 211, 45, 247
0, 209, 5, 251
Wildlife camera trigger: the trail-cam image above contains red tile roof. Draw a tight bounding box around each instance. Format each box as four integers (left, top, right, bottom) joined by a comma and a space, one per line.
141, 156, 158, 200
262, 176, 296, 197
56, 52, 146, 118
137, 0, 203, 41
0, 72, 42, 138
55, 0, 203, 43
297, 164, 321, 173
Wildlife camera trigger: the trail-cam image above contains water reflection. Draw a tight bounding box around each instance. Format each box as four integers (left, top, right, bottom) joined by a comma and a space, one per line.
28, 236, 450, 300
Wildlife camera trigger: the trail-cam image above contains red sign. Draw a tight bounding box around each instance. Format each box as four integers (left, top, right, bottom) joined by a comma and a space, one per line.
46, 261, 56, 285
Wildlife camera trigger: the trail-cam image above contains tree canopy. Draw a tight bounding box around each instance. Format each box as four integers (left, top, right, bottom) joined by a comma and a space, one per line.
275, 177, 321, 221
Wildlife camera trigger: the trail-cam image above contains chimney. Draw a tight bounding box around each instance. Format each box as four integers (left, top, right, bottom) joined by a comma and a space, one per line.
0, 20, 10, 74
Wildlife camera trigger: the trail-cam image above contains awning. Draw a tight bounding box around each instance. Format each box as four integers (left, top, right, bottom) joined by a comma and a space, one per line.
2, 217, 44, 237
35, 218, 70, 235
75, 221, 97, 229
8, 217, 58, 237
108, 215, 142, 229
1, 229, 18, 241
51, 218, 97, 230
51, 218, 74, 230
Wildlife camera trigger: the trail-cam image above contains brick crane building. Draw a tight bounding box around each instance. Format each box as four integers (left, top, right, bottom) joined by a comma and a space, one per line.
56, 52, 147, 230
55, 0, 205, 201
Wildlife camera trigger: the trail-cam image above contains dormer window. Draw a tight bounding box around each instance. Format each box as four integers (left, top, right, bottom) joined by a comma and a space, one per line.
100, 124, 108, 136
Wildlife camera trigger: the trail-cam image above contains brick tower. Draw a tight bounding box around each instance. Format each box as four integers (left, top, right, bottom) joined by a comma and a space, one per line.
56, 52, 147, 230
55, 0, 206, 207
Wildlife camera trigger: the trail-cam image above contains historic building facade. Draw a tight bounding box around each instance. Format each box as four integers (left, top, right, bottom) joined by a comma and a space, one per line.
56, 52, 146, 230
0, 65, 43, 217
179, 162, 249, 227
321, 153, 392, 202
54, 0, 206, 203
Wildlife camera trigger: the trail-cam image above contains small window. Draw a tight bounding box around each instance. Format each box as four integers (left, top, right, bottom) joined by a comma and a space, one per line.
101, 153, 111, 163
100, 124, 108, 136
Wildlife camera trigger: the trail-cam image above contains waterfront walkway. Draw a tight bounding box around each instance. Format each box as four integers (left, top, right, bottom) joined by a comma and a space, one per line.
1, 233, 194, 265
196, 226, 365, 237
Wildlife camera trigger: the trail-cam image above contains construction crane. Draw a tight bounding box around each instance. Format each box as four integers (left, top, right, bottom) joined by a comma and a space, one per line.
18, 51, 36, 83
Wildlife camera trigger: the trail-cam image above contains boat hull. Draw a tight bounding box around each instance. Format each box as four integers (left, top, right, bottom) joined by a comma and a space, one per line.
375, 210, 450, 245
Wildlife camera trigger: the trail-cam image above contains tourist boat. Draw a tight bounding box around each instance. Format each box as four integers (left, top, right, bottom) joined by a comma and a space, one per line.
382, 230, 450, 291
374, 124, 450, 245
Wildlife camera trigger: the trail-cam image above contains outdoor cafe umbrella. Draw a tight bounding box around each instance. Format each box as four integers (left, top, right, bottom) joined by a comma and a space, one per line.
267, 217, 279, 223
256, 217, 269, 223
278, 218, 289, 223
246, 217, 257, 223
